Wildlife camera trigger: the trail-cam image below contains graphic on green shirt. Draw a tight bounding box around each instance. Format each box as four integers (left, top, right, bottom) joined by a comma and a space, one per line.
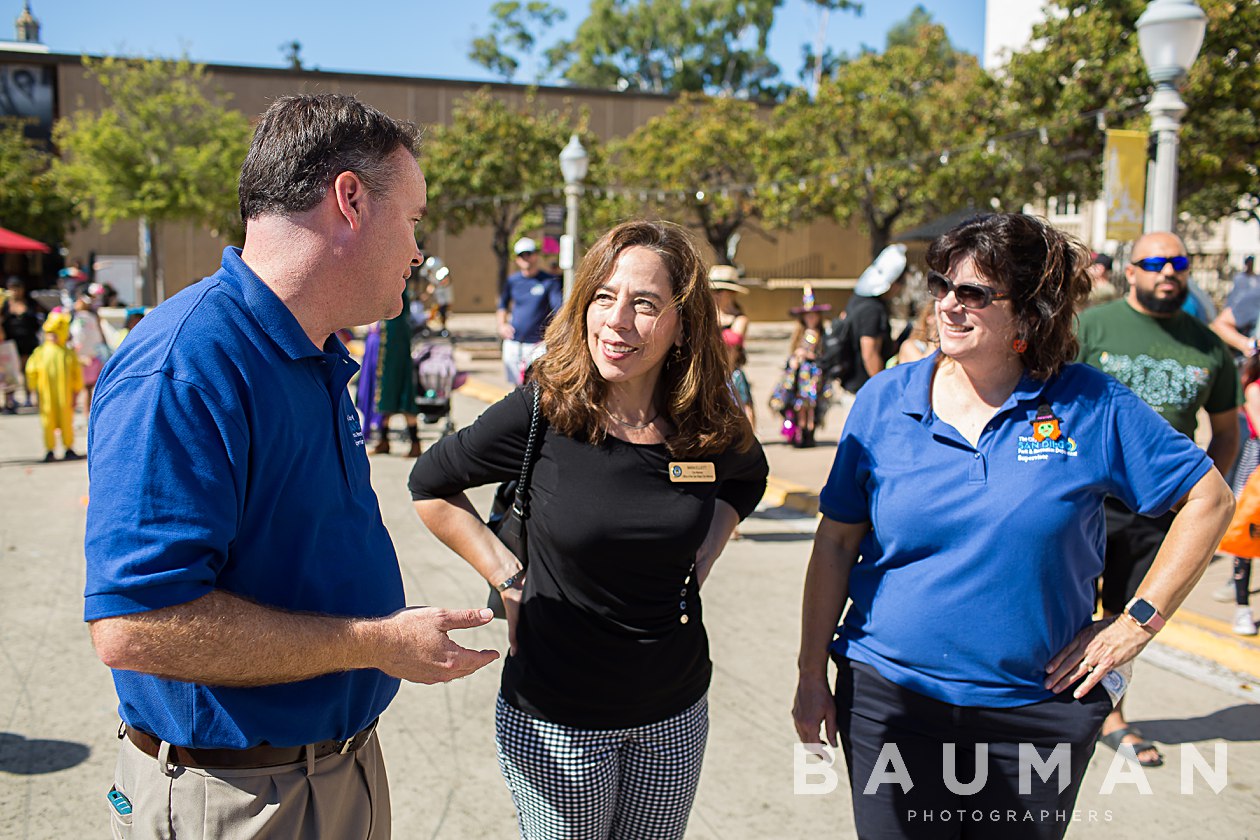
1095, 352, 1210, 416
1076, 300, 1239, 438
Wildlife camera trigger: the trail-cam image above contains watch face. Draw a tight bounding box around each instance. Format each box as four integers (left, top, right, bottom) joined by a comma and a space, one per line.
1128, 599, 1157, 624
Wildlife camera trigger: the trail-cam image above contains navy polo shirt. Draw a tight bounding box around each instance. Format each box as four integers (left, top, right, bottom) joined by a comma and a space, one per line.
84, 247, 405, 748
499, 270, 563, 344
819, 354, 1211, 707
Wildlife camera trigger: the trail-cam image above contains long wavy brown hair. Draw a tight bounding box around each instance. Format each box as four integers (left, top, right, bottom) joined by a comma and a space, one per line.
925, 213, 1091, 380
533, 220, 754, 458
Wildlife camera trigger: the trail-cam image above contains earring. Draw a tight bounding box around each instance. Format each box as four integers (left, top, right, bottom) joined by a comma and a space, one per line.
1012, 336, 1028, 353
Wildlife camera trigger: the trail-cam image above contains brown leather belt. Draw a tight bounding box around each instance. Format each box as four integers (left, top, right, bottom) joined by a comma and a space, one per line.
123, 719, 378, 770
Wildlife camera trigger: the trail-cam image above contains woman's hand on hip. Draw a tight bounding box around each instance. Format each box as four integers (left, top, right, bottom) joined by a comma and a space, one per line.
1044, 616, 1153, 699
793, 672, 838, 748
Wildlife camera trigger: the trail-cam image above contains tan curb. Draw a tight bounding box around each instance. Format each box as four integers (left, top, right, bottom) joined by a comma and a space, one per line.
1161, 608, 1260, 682
457, 376, 511, 405
763, 476, 820, 516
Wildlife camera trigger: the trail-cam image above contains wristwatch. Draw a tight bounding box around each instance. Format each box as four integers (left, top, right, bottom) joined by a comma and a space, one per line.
495, 571, 523, 592
1123, 597, 1166, 633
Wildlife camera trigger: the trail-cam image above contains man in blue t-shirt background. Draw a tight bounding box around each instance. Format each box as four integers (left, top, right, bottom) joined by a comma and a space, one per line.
496, 236, 563, 385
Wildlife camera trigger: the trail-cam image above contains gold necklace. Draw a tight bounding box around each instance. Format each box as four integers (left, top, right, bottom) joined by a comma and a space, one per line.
605, 408, 660, 430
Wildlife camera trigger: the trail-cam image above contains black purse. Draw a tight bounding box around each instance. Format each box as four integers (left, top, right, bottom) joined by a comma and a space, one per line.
486, 382, 544, 618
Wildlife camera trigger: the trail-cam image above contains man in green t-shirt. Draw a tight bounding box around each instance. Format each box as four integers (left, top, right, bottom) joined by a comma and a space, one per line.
1077, 230, 1241, 769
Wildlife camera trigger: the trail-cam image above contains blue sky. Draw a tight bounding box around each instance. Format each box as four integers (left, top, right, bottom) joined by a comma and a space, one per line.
23, 0, 986, 85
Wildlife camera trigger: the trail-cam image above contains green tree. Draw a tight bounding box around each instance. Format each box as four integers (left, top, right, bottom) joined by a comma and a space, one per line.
602, 93, 768, 261
0, 120, 74, 248
469, 1, 568, 82
999, 0, 1260, 228
766, 22, 1004, 257
547, 0, 784, 97
52, 56, 252, 304
420, 88, 591, 290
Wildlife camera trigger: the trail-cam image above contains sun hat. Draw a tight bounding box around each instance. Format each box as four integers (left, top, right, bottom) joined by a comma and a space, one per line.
709, 264, 748, 294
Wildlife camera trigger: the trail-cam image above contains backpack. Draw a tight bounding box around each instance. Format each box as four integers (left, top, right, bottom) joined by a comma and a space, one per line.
819, 312, 856, 383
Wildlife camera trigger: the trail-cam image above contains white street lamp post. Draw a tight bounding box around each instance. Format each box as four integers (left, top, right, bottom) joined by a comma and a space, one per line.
559, 134, 589, 300
1136, 0, 1207, 233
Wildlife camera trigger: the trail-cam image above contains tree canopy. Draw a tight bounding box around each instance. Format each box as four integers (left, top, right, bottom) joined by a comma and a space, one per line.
53, 56, 252, 301
0, 120, 73, 248
999, 0, 1260, 227
767, 22, 1005, 257
419, 88, 590, 288
469, 1, 568, 82
603, 93, 768, 261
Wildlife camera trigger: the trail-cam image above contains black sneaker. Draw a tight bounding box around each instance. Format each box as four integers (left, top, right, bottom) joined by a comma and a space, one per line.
42, 451, 56, 463
63, 449, 82, 461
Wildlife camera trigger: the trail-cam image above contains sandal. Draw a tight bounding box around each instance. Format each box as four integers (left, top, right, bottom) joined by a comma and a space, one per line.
1099, 727, 1163, 767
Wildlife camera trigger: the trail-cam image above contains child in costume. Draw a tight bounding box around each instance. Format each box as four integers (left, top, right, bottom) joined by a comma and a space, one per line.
769, 285, 831, 448
25, 311, 83, 462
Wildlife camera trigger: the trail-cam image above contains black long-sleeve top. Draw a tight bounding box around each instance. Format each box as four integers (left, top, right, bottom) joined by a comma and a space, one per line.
409, 387, 768, 728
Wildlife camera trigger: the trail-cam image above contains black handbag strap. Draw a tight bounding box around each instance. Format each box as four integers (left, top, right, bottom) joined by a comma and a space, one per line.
511, 383, 544, 517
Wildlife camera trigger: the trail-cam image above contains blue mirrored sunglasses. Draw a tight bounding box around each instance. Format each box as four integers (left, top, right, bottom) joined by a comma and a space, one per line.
1131, 255, 1189, 272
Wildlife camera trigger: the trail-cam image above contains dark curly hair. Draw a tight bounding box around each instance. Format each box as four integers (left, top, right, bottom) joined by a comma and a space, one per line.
925, 213, 1091, 380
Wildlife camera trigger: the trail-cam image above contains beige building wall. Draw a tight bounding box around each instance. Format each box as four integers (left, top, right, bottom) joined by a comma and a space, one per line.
16, 50, 873, 313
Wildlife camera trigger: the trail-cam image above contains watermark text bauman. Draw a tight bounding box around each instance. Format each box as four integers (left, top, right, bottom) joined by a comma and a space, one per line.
793, 742, 1229, 797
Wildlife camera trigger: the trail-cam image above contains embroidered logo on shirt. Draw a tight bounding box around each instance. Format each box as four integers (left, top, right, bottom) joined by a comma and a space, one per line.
1017, 403, 1077, 461
347, 412, 365, 447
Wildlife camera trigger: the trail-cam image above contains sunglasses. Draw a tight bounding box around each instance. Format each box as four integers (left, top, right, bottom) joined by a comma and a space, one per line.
926, 271, 1011, 310
1131, 255, 1189, 273
516, 251, 537, 258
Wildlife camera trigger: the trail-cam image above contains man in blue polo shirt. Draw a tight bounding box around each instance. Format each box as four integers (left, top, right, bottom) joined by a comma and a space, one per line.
496, 236, 563, 385
84, 94, 499, 839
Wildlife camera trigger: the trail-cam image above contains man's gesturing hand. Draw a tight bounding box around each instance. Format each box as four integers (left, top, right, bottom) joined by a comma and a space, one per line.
363, 606, 500, 684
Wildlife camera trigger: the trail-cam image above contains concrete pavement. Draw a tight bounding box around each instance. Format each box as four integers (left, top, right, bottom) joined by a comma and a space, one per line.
0, 315, 1257, 838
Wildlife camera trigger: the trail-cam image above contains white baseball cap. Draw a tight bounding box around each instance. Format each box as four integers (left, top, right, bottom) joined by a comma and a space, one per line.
854, 244, 908, 297
513, 237, 539, 255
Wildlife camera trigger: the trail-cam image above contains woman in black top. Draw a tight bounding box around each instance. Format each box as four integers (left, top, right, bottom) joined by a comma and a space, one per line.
410, 220, 768, 839
2, 277, 46, 410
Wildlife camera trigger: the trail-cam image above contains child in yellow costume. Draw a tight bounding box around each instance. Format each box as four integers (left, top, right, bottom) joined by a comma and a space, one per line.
25, 311, 83, 462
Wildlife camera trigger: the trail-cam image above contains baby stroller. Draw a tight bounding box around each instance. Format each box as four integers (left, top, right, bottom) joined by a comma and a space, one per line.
413, 336, 465, 438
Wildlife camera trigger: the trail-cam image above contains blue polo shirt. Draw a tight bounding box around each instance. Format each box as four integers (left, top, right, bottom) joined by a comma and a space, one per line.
819, 354, 1211, 707
84, 247, 405, 748
498, 270, 563, 344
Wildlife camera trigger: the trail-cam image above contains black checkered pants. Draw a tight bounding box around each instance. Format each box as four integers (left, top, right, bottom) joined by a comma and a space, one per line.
495, 693, 709, 840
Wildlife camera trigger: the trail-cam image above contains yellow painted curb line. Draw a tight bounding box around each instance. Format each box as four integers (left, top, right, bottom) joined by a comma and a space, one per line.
1161, 609, 1260, 682
457, 377, 510, 405
764, 476, 820, 516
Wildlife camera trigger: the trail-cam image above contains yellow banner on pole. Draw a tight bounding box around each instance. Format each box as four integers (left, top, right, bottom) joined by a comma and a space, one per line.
1104, 130, 1147, 242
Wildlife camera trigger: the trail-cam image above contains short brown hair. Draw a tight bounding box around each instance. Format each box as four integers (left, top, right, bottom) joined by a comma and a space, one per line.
238, 94, 420, 221
534, 220, 753, 458
925, 213, 1090, 380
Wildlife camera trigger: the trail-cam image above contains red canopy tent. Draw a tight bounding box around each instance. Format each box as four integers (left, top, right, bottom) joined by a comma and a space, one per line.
0, 226, 52, 254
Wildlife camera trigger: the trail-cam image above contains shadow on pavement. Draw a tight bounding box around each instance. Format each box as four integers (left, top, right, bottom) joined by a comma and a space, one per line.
0, 732, 92, 774
736, 532, 814, 543
1134, 704, 1260, 744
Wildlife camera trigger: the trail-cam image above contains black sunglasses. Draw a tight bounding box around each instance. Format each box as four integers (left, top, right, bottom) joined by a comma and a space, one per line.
516, 250, 537, 258
1131, 255, 1189, 273
926, 271, 1011, 310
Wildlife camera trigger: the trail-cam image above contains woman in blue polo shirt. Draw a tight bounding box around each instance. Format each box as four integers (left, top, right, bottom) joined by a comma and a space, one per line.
793, 213, 1234, 839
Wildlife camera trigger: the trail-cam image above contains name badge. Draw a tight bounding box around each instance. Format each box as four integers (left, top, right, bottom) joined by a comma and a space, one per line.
669, 462, 716, 482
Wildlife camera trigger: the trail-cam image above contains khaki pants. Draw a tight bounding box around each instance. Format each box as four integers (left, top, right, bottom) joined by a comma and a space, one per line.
108, 730, 390, 839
